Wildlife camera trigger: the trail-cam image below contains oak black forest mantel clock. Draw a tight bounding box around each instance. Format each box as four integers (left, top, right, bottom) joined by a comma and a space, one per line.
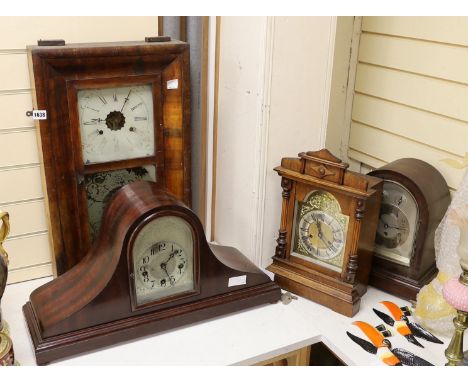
28, 38, 191, 276
368, 158, 451, 300
267, 149, 383, 317
23, 181, 281, 365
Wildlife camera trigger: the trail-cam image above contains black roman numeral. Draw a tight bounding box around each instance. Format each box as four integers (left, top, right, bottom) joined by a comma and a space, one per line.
131, 102, 143, 111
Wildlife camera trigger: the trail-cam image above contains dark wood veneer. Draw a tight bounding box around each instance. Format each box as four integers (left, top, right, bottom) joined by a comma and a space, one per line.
28, 40, 192, 275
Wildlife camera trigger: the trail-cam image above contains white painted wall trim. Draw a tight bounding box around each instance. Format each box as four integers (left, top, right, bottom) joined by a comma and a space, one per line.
343, 16, 363, 172
251, 16, 275, 266
204, 16, 217, 241
319, 16, 338, 148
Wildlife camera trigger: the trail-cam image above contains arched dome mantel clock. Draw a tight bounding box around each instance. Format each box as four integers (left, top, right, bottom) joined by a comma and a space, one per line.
23, 181, 281, 365
368, 158, 451, 300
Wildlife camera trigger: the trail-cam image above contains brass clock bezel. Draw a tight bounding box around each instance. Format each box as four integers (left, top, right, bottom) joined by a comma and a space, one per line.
290, 189, 349, 273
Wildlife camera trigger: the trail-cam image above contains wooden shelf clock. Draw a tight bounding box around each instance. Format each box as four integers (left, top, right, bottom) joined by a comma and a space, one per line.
28, 38, 191, 275
23, 181, 281, 365
368, 158, 451, 300
267, 149, 383, 317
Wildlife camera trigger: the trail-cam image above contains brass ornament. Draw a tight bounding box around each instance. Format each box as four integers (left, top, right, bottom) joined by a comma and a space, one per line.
0, 210, 10, 333
0, 212, 15, 366
0, 210, 9, 263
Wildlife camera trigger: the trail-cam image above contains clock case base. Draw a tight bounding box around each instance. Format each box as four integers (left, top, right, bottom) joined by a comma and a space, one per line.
268, 262, 364, 317
369, 262, 437, 301
22, 182, 281, 365
23, 279, 279, 366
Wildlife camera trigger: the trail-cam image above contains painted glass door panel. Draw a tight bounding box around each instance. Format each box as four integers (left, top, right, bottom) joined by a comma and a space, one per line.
85, 166, 156, 240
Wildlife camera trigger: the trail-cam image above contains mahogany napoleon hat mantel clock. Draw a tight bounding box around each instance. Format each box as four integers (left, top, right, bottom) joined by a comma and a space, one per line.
27, 38, 191, 276
267, 149, 383, 317
368, 158, 451, 300
23, 181, 282, 365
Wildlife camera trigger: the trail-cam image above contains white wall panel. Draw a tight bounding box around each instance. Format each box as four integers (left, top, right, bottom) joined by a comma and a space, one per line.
0, 53, 29, 91
362, 17, 468, 46
0, 130, 39, 167
0, 166, 43, 204
4, 233, 51, 270
352, 94, 468, 156
0, 199, 47, 237
0, 17, 158, 50
0, 92, 33, 130
350, 17, 468, 192
215, 17, 336, 267
359, 33, 468, 84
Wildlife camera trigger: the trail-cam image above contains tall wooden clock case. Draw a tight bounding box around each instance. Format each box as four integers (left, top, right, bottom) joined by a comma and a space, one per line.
28, 39, 191, 275
267, 150, 383, 317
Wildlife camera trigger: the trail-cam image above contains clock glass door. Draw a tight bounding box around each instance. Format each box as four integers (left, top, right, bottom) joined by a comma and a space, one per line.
78, 84, 155, 164
72, 77, 164, 245
130, 215, 196, 308
291, 190, 349, 273
374, 181, 419, 266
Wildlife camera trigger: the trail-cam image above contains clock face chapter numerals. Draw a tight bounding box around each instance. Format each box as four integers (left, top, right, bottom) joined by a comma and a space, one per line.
374, 181, 419, 266
136, 241, 187, 290
291, 190, 349, 272
299, 211, 345, 260
131, 215, 195, 307
78, 84, 155, 164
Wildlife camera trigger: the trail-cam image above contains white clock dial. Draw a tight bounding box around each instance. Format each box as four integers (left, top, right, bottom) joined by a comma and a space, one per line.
78, 84, 155, 164
132, 216, 194, 306
136, 241, 188, 290
375, 180, 419, 266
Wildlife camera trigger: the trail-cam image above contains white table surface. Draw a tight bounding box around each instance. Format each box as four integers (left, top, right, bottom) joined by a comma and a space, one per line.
2, 277, 453, 366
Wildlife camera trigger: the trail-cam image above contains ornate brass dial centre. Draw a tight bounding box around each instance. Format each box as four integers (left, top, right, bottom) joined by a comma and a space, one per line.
105, 111, 126, 131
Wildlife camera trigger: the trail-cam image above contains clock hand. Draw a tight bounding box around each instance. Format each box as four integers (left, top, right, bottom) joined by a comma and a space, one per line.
160, 263, 175, 286
161, 250, 177, 268
383, 222, 408, 231
158, 250, 179, 285
316, 220, 332, 248
317, 220, 326, 240
120, 89, 132, 112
